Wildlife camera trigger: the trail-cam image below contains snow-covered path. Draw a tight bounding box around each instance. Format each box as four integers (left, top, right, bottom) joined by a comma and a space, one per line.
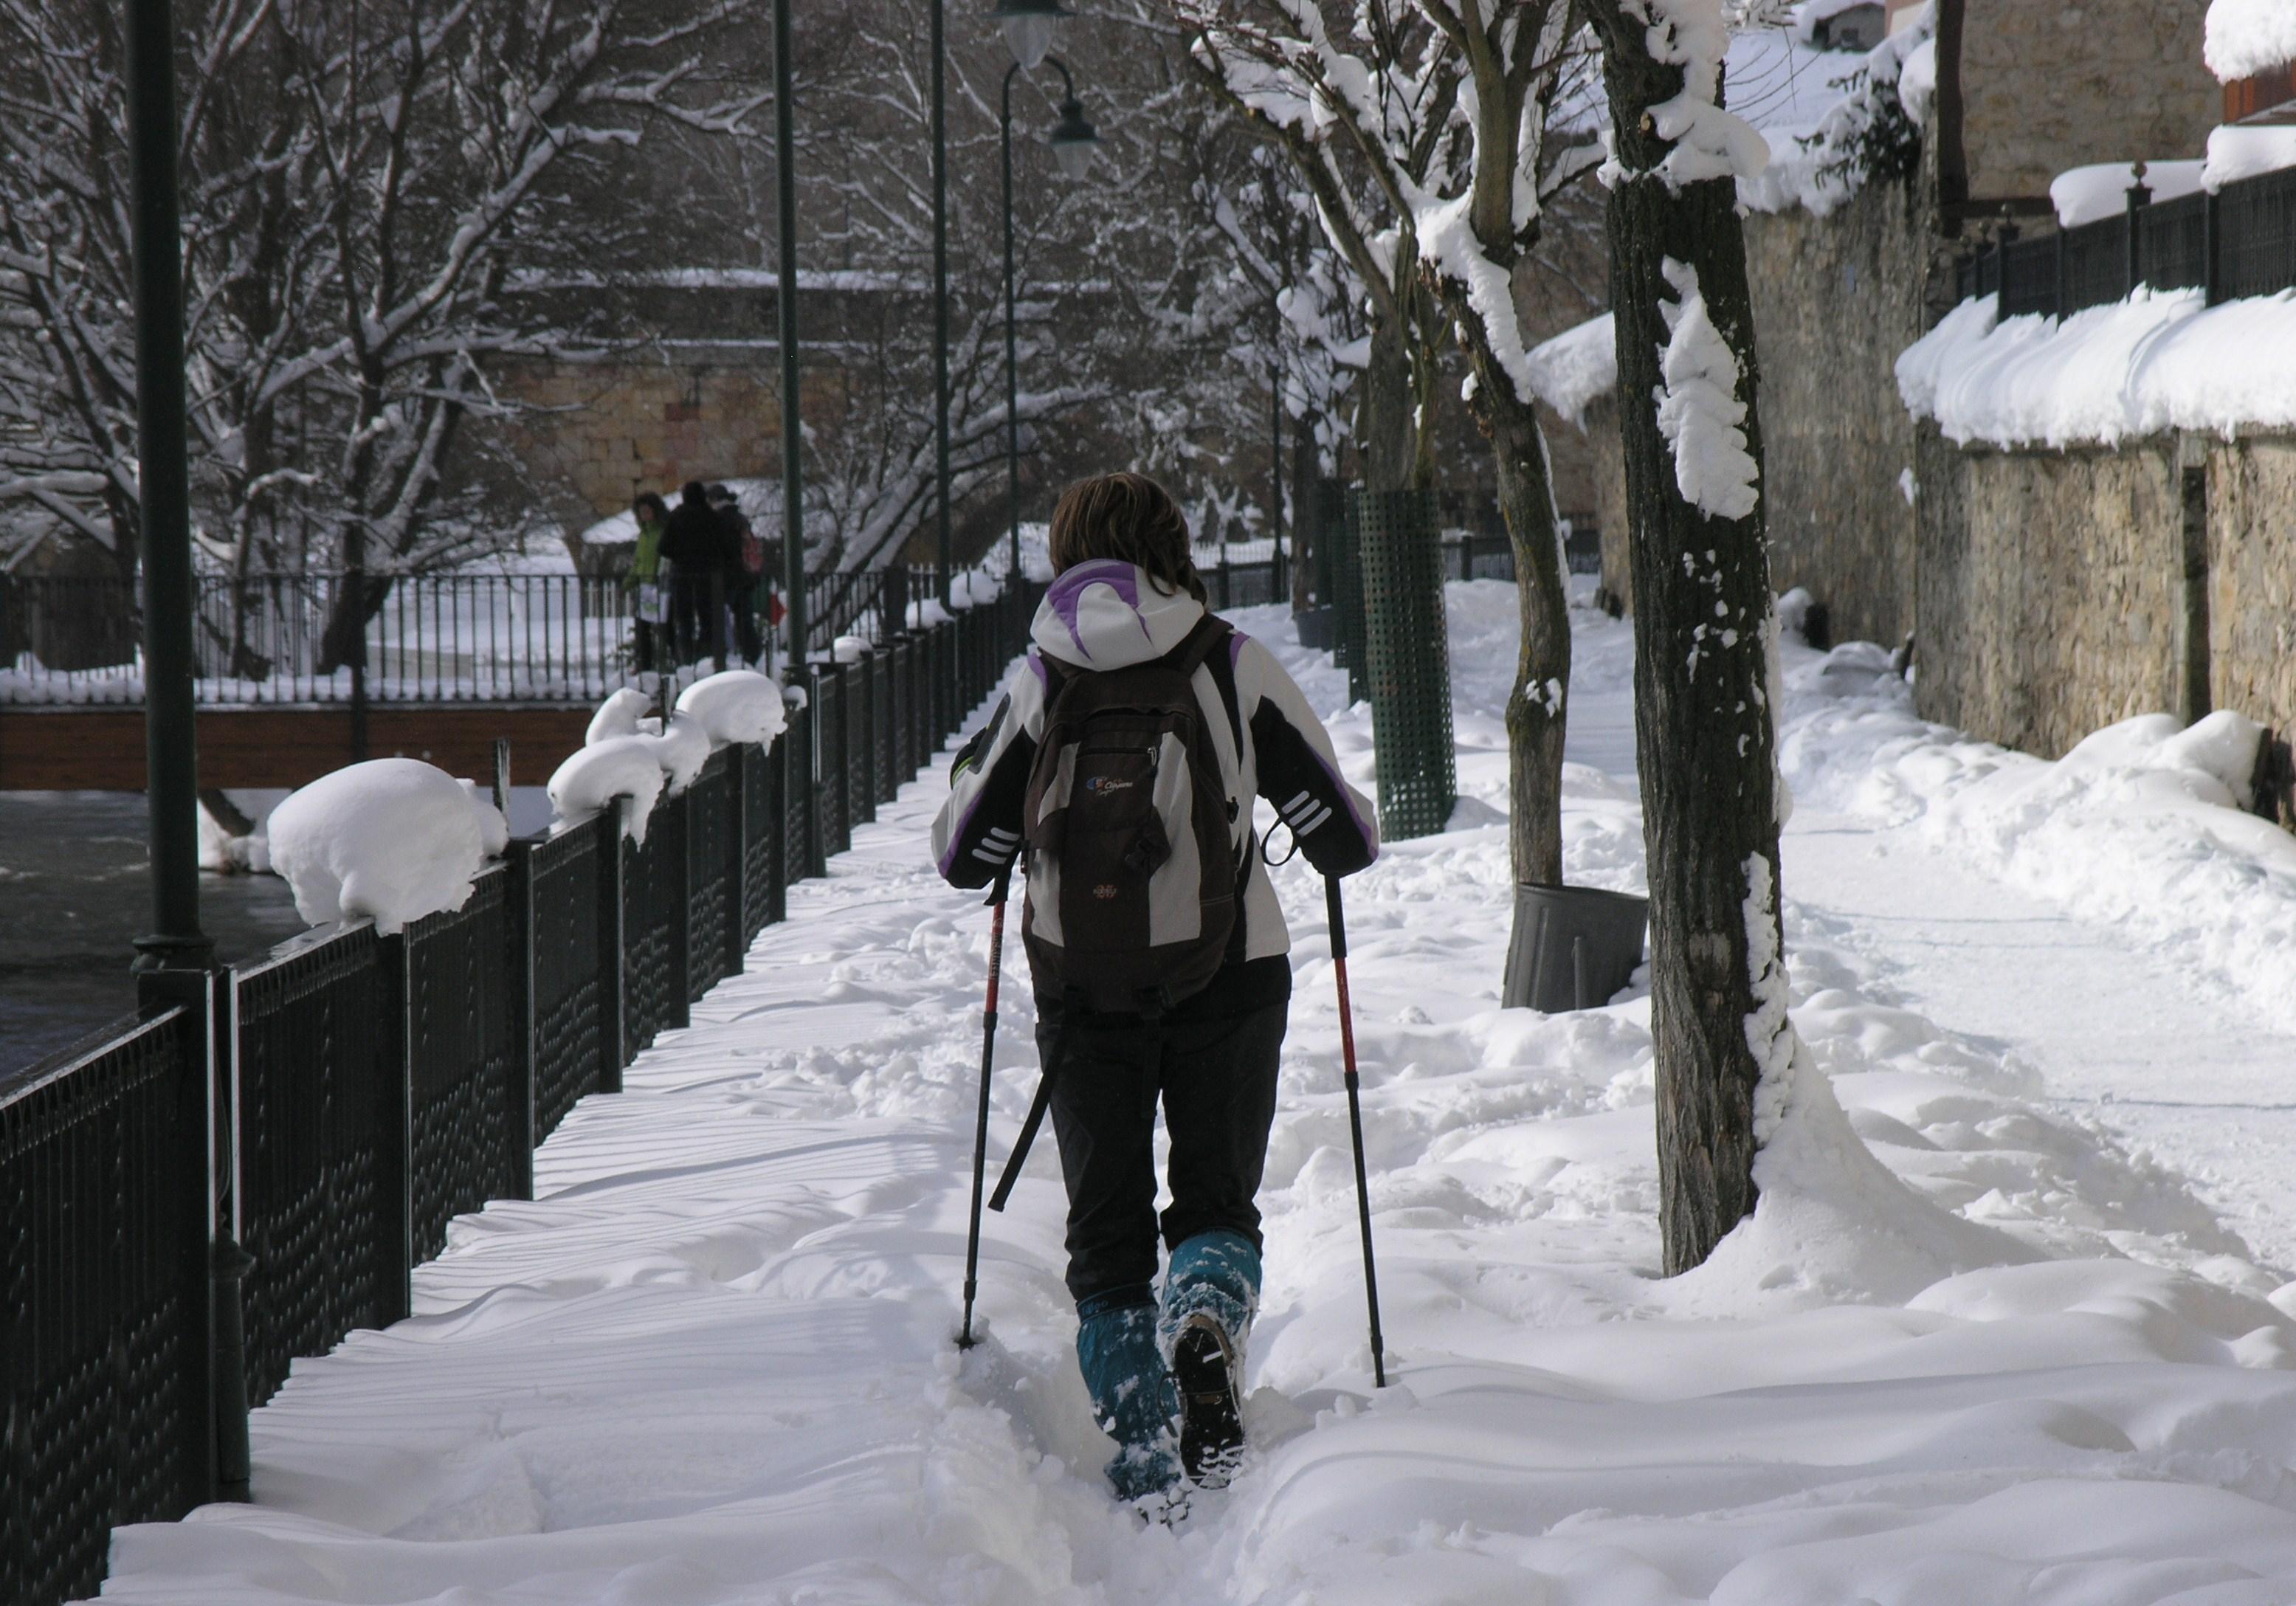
98, 583, 2296, 1605
1784, 815, 2296, 1275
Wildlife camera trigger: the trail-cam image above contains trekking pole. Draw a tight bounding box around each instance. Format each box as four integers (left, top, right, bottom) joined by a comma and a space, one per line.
1325, 874, 1387, 1388
959, 867, 1012, 1349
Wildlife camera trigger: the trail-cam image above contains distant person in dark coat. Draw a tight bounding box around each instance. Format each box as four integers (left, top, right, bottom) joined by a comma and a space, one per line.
709, 483, 765, 666
660, 480, 728, 663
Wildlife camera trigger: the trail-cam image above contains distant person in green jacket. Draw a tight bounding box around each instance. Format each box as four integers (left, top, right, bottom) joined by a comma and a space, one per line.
625, 492, 669, 673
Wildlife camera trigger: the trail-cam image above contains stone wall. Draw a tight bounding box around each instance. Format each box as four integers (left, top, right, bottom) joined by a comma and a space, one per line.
1577, 180, 1928, 641
1914, 427, 2296, 823
2205, 437, 2296, 818
491, 357, 847, 534
1959, 0, 2219, 201
1742, 181, 1929, 648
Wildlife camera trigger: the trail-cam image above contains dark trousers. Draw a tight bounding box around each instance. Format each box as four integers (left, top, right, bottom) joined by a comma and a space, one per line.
729, 582, 762, 664
1041, 996, 1286, 1309
672, 576, 717, 664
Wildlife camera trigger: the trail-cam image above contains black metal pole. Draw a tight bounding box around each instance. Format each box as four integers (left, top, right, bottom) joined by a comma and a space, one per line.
125, 0, 210, 980
1002, 66, 1021, 590
959, 872, 1011, 1348
932, 0, 952, 612
773, 0, 818, 878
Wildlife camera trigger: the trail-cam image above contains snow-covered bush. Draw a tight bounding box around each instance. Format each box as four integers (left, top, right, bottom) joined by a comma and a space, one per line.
268, 759, 506, 934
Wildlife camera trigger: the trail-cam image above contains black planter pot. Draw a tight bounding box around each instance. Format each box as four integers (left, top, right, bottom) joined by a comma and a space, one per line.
1501, 883, 1649, 1012
1293, 605, 1338, 650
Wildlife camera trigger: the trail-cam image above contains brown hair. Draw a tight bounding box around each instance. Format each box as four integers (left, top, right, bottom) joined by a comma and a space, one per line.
1047, 472, 1205, 603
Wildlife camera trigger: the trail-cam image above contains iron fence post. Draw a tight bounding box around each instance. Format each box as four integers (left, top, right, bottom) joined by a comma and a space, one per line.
2126, 173, 2151, 299
2204, 188, 2221, 307
511, 841, 537, 1199
604, 802, 628, 1090
384, 932, 416, 1325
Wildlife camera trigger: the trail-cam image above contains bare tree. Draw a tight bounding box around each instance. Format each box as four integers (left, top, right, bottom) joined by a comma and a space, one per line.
1171, 0, 1458, 492
0, 0, 758, 661
1579, 0, 1789, 1271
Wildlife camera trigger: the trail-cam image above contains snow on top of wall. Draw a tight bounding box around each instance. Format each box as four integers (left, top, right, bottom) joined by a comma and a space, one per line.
267, 759, 506, 934
1525, 312, 1618, 427
2205, 123, 2296, 189
2051, 160, 2206, 227
1896, 286, 2296, 449
2206, 0, 2296, 82
1655, 259, 1760, 523
1737, 4, 1935, 218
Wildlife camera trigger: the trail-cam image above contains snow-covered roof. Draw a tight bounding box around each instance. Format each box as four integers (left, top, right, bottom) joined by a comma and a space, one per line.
2205, 0, 2296, 83
1896, 287, 2296, 449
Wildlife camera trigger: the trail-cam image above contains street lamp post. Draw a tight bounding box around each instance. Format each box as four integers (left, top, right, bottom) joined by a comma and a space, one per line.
772, 0, 817, 877
124, 0, 210, 986
998, 57, 1097, 584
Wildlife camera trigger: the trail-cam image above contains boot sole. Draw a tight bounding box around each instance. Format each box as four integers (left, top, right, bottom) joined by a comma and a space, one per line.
1173, 1313, 1245, 1487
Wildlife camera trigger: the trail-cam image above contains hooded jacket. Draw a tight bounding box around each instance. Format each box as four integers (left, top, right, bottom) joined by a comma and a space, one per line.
931, 559, 1376, 978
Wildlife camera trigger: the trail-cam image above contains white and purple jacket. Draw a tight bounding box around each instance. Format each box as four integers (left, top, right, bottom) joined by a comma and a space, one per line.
930, 559, 1377, 965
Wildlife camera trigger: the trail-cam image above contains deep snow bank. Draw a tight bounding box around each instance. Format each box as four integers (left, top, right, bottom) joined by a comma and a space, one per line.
1777, 638, 2296, 1035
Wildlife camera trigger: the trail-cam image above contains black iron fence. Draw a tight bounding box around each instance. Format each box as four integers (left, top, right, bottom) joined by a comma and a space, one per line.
0, 565, 937, 708
0, 582, 1035, 1606
1954, 163, 2296, 320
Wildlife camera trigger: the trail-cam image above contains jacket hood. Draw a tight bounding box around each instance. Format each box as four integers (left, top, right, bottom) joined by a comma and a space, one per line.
1030, 559, 1206, 670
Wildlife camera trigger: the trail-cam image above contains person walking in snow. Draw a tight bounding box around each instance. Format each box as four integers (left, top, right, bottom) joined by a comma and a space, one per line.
931, 471, 1377, 1506
624, 492, 670, 673
659, 479, 730, 663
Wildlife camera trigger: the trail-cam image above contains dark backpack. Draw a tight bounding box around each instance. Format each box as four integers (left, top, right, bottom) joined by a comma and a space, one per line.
1020, 614, 1243, 1016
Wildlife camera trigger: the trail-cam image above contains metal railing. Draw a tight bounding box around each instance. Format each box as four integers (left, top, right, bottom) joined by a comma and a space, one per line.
1954, 163, 2296, 319
0, 581, 1038, 1606
0, 565, 942, 708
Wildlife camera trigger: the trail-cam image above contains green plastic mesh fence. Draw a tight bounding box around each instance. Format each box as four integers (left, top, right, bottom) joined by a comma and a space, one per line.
1353, 487, 1456, 841
1334, 489, 1368, 700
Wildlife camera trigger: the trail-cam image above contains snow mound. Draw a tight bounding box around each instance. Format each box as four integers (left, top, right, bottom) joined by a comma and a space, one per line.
1678, 1024, 2041, 1312
1525, 312, 1616, 427
1780, 645, 2296, 1036
2051, 160, 2204, 227
2205, 123, 2296, 191
267, 759, 500, 934
2206, 0, 2296, 81
586, 686, 658, 746
1896, 286, 2296, 447
675, 670, 789, 748
548, 737, 666, 844
653, 711, 710, 794
831, 635, 871, 664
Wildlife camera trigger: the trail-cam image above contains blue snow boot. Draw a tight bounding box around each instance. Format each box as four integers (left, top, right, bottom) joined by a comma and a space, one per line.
1159, 1230, 1261, 1487
1075, 1297, 1181, 1501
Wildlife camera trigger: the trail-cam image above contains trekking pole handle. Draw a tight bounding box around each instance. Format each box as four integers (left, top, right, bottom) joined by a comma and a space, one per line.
1324, 873, 1347, 962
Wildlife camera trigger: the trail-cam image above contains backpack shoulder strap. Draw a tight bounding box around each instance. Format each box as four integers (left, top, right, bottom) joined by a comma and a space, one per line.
1162, 613, 1243, 754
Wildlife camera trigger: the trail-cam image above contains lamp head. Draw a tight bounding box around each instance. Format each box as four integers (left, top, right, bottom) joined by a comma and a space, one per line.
990, 0, 1069, 70
1048, 96, 1099, 183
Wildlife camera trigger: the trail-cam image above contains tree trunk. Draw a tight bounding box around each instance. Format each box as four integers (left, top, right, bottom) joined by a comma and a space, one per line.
1491, 389, 1569, 889
1355, 313, 1418, 492
1586, 1, 1786, 1274
1291, 407, 1320, 613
